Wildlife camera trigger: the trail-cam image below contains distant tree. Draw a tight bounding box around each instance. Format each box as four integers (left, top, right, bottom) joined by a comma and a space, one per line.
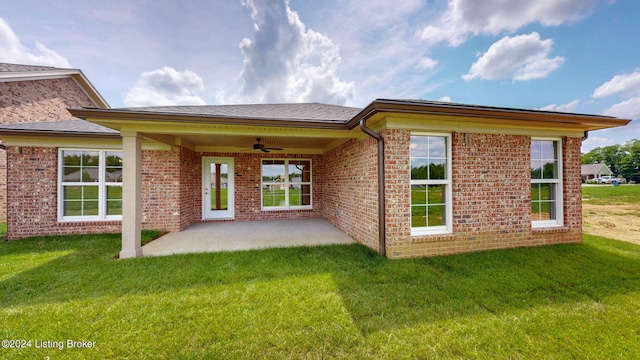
411, 164, 445, 180
620, 139, 640, 182
582, 139, 640, 182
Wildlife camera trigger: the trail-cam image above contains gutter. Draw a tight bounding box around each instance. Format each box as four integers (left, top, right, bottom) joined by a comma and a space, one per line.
582, 131, 589, 142
359, 111, 386, 257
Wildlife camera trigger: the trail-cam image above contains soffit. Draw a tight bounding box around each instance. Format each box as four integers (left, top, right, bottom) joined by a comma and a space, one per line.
353, 99, 631, 132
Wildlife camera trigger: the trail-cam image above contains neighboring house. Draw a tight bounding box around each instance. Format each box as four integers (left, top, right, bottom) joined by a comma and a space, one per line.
0, 78, 631, 258
0, 63, 108, 222
581, 163, 613, 182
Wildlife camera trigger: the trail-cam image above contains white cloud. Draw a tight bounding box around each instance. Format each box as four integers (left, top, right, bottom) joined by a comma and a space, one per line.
462, 32, 565, 81
239, 0, 354, 105
123, 67, 206, 107
0, 17, 71, 68
419, 0, 599, 46
438, 96, 452, 102
417, 57, 439, 70
602, 96, 640, 120
581, 135, 617, 152
592, 69, 640, 98
537, 100, 580, 112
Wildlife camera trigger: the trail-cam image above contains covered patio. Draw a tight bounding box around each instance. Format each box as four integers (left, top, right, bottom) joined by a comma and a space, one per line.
142, 218, 357, 256
69, 103, 365, 259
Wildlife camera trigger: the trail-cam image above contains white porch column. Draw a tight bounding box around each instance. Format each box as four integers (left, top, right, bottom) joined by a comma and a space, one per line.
120, 131, 142, 259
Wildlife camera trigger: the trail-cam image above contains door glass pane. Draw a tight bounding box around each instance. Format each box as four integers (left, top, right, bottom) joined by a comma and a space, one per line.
210, 163, 228, 211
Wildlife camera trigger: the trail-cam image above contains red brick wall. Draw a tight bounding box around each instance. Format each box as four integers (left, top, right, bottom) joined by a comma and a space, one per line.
140, 148, 182, 232
140, 146, 200, 232
6, 146, 193, 239
0, 78, 96, 222
5, 146, 326, 239
179, 147, 199, 230
6, 146, 120, 239
382, 129, 412, 250
322, 136, 380, 251
384, 131, 584, 259
5, 133, 584, 257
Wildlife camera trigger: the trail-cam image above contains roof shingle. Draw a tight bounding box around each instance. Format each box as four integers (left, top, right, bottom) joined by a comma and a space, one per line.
0, 120, 118, 135
0, 63, 64, 73
116, 103, 362, 122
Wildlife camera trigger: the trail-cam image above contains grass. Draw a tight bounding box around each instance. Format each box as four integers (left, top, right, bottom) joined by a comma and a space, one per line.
582, 184, 640, 205
2, 233, 640, 359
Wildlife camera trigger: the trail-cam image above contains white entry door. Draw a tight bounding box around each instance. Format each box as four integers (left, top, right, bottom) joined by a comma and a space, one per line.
203, 157, 234, 220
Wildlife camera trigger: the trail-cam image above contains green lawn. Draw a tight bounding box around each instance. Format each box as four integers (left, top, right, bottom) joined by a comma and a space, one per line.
1, 233, 639, 359
582, 184, 640, 205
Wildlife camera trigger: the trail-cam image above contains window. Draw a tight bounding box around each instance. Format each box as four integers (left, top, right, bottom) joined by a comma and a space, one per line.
59, 150, 123, 221
531, 139, 563, 227
261, 159, 312, 210
410, 134, 452, 234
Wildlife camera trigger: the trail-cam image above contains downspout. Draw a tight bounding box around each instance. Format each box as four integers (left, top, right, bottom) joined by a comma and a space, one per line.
360, 118, 386, 257
581, 131, 589, 142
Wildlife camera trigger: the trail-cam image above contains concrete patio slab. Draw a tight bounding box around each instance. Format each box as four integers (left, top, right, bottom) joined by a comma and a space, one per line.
142, 218, 357, 256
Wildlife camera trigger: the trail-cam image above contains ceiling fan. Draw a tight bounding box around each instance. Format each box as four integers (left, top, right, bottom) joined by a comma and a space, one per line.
252, 137, 283, 153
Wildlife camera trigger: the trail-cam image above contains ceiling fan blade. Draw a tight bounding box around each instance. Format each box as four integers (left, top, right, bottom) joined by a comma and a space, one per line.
250, 137, 282, 152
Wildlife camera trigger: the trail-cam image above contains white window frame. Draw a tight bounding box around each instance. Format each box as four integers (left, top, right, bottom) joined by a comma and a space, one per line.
58, 149, 123, 222
261, 159, 312, 211
410, 133, 453, 236
531, 138, 564, 228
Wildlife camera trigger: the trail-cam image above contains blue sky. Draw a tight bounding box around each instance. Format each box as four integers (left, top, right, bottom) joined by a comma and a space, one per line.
1, 0, 638, 151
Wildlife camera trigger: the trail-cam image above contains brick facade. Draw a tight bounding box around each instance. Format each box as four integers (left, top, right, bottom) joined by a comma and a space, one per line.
323, 136, 380, 251
383, 130, 583, 259
0, 78, 95, 221
4, 129, 585, 258
5, 146, 325, 239
6, 146, 121, 239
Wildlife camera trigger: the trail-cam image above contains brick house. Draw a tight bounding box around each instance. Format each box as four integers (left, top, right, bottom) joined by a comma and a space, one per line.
0, 91, 630, 258
0, 63, 108, 222
581, 163, 614, 182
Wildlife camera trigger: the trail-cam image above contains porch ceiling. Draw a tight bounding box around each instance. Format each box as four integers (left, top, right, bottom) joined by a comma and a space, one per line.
134, 124, 364, 154
155, 131, 348, 153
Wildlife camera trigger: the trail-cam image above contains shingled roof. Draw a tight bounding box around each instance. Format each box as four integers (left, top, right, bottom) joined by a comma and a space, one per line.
114, 102, 362, 123
0, 63, 64, 72
0, 120, 118, 136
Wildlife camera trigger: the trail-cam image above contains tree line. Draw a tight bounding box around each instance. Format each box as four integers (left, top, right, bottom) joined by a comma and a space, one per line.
582, 139, 640, 182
